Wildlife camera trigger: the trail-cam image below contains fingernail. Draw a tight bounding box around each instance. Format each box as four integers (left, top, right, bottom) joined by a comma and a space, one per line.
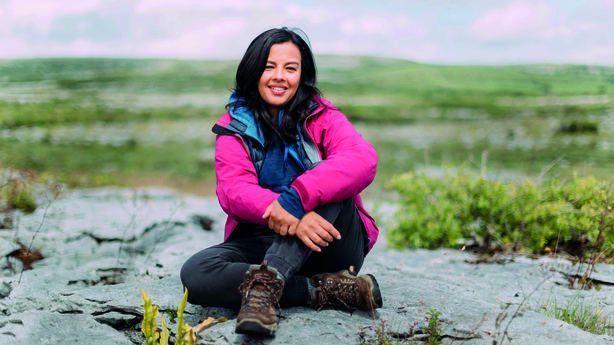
317, 248, 322, 252
337, 235, 341, 240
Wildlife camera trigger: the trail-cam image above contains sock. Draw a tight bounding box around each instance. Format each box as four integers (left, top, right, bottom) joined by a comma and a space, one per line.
277, 271, 287, 283
307, 279, 316, 303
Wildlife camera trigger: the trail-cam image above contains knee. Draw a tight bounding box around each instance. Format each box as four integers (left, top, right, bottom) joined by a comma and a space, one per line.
180, 258, 197, 296
180, 255, 217, 305
180, 253, 216, 287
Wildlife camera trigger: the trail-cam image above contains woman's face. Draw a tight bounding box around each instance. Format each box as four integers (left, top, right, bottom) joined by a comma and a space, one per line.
258, 41, 302, 116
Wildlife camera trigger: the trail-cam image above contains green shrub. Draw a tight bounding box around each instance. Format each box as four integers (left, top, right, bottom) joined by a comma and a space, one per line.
9, 189, 37, 214
1, 172, 38, 214
559, 120, 599, 133
386, 169, 614, 257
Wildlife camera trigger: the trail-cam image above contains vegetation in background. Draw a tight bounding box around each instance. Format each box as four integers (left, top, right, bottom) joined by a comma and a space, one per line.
1, 57, 613, 190
1, 58, 613, 125
558, 119, 599, 134
0, 99, 217, 128
0, 139, 214, 189
0, 169, 37, 215
386, 168, 614, 258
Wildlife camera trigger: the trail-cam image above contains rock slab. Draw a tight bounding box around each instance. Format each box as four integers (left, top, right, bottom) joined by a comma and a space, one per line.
0, 187, 613, 344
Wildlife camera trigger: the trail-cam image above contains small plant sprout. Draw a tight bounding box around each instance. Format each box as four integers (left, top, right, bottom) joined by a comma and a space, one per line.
425, 308, 443, 345
140, 288, 227, 345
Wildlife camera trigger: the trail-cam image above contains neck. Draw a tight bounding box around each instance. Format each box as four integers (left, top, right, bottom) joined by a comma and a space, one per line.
269, 107, 280, 124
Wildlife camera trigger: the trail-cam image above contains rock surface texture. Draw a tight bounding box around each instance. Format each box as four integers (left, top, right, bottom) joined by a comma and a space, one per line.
0, 187, 612, 344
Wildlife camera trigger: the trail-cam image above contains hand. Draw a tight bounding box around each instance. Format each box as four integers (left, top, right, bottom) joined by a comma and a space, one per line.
295, 211, 341, 252
263, 200, 299, 236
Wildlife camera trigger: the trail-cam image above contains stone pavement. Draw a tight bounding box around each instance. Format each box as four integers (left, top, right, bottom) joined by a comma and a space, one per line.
0, 187, 612, 344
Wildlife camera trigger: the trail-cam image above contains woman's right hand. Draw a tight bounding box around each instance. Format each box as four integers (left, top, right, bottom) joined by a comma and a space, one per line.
294, 211, 341, 252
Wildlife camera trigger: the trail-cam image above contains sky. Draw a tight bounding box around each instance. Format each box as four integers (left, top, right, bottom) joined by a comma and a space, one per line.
1, 0, 613, 65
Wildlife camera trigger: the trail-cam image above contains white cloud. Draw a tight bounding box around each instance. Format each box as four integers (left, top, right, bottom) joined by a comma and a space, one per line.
340, 15, 426, 37
136, 0, 253, 13
6, 0, 104, 32
143, 18, 248, 58
0, 36, 26, 57
469, 0, 558, 41
569, 45, 614, 65
394, 43, 439, 62
314, 39, 374, 56
1, 0, 613, 65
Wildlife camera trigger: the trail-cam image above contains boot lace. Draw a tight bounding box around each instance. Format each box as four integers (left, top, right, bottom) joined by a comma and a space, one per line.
238, 276, 283, 315
317, 282, 361, 311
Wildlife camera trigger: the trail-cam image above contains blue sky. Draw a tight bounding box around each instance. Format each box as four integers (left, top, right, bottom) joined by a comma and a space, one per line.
1, 0, 613, 65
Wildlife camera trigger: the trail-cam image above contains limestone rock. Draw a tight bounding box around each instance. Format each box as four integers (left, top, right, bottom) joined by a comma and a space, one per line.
1, 188, 613, 345
0, 238, 19, 258
0, 310, 133, 345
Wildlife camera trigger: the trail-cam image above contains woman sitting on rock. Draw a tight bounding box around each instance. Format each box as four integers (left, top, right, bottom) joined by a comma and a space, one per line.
180, 27, 382, 336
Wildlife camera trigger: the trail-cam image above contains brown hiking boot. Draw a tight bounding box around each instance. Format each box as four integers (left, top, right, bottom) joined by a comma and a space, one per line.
235, 261, 284, 336
309, 266, 383, 311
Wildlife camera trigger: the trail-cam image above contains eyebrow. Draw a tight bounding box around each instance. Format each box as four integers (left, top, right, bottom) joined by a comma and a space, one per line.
267, 61, 300, 66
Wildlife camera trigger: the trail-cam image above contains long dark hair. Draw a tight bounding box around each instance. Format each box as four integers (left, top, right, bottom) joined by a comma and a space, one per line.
228, 27, 323, 148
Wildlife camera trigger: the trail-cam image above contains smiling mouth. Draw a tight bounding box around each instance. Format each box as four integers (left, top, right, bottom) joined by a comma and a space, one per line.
269, 86, 288, 95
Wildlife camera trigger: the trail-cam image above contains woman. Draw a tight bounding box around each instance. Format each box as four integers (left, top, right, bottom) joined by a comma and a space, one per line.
180, 27, 382, 336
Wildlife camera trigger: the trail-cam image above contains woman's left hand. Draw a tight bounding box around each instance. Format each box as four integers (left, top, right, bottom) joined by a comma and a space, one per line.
263, 200, 299, 236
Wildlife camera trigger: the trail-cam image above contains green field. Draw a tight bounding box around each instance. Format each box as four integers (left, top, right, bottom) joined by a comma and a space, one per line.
1, 57, 613, 193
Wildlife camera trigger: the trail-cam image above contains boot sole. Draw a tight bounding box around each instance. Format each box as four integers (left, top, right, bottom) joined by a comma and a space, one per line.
365, 274, 383, 310
235, 319, 276, 336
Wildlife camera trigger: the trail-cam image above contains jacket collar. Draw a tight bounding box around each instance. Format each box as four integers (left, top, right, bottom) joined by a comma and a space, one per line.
228, 92, 266, 147
227, 92, 322, 146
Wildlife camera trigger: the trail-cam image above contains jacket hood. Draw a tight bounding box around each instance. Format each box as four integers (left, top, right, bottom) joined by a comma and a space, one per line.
227, 92, 330, 134
228, 92, 265, 147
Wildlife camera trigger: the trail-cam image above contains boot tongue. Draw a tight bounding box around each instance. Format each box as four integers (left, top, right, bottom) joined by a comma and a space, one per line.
253, 269, 275, 281
248, 262, 279, 281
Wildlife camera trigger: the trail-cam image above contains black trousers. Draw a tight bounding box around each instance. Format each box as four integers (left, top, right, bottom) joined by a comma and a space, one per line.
180, 198, 365, 309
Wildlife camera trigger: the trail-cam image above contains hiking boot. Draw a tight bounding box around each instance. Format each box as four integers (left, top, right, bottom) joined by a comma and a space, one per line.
235, 261, 284, 336
309, 265, 382, 311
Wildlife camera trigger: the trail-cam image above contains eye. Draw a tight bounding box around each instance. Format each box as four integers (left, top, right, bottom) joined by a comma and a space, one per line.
265, 65, 274, 70
287, 67, 297, 71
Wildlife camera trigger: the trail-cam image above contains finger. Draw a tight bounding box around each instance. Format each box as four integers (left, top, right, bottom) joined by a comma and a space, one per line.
315, 226, 334, 243
263, 204, 273, 219
299, 235, 321, 252
319, 218, 341, 240
279, 225, 288, 236
309, 231, 329, 247
288, 223, 297, 236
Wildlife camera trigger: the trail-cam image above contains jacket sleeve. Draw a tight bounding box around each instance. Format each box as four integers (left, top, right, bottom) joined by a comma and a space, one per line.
215, 134, 279, 225
290, 110, 377, 212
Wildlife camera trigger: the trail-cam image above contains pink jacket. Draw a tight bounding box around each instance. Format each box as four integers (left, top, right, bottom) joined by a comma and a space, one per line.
213, 98, 379, 253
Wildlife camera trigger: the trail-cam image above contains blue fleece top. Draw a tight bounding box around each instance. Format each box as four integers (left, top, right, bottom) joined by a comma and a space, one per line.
260, 136, 306, 219
228, 93, 306, 219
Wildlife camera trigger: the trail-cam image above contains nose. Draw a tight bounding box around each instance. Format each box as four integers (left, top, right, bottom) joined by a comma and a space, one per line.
272, 66, 285, 81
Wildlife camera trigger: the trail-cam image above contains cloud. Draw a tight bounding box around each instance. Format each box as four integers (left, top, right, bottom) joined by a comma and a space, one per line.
569, 45, 614, 65
394, 43, 440, 62
340, 15, 426, 37
1, 0, 613, 65
469, 0, 561, 41
6, 0, 105, 32
0, 36, 26, 57
136, 0, 253, 13
142, 18, 248, 58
